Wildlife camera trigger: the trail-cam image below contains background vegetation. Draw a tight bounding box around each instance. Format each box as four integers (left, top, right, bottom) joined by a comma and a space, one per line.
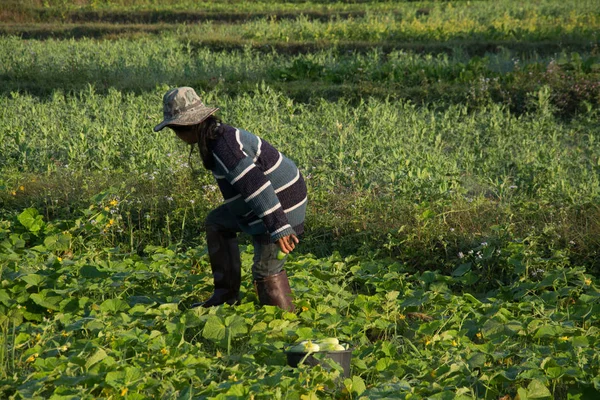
1, 1, 599, 399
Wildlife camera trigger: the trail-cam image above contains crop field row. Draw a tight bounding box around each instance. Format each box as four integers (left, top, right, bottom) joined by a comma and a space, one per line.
2, 0, 599, 53
1, 1, 600, 398
2, 36, 599, 117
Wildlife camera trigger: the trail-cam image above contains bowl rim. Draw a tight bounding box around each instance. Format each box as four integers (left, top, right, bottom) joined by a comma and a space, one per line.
283, 339, 353, 354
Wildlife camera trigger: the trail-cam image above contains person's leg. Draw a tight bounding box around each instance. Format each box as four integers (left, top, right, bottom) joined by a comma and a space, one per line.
193, 204, 242, 308
252, 236, 295, 311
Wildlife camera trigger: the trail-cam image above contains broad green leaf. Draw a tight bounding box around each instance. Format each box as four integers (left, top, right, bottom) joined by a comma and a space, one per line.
158, 303, 179, 316
30, 290, 61, 311
579, 294, 599, 304
518, 387, 529, 400
545, 367, 564, 379
202, 315, 226, 341
14, 332, 30, 346
250, 321, 268, 333
18, 208, 44, 233
467, 352, 487, 369
452, 263, 472, 277
295, 327, 316, 340
85, 348, 108, 370
225, 383, 248, 396
385, 291, 399, 301
225, 315, 247, 337
376, 357, 393, 371
99, 298, 130, 313
534, 325, 564, 339
21, 274, 47, 288
44, 234, 71, 251
105, 367, 143, 388
571, 336, 589, 348
79, 265, 108, 279
481, 318, 504, 337
527, 379, 552, 399
351, 376, 366, 396
0, 289, 11, 306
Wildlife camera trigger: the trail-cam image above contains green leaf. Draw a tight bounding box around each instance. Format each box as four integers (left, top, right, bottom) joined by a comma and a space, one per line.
295, 327, 315, 340
527, 379, 552, 399
30, 290, 61, 311
452, 263, 472, 277
79, 265, 108, 279
44, 234, 71, 251
467, 352, 487, 369
99, 298, 130, 314
571, 336, 589, 348
534, 325, 564, 339
105, 367, 143, 388
17, 208, 45, 233
376, 357, 393, 371
85, 348, 108, 370
225, 315, 247, 337
21, 274, 47, 288
351, 376, 366, 396
518, 387, 529, 400
202, 315, 226, 341
0, 289, 12, 306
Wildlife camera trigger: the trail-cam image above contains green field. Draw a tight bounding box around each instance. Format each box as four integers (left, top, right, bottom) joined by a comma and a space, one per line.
1, 1, 600, 399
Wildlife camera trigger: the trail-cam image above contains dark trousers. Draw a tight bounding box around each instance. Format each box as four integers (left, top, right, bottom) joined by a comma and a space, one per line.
205, 204, 285, 280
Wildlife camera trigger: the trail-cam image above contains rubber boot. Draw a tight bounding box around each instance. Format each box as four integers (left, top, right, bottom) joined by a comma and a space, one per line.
254, 270, 295, 312
192, 229, 241, 308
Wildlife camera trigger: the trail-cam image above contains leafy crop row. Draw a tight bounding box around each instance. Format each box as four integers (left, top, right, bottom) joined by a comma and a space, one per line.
1, 86, 599, 268
1, 209, 599, 398
2, 37, 598, 116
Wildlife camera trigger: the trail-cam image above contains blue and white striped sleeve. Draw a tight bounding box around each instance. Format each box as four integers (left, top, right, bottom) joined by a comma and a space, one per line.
211, 129, 296, 242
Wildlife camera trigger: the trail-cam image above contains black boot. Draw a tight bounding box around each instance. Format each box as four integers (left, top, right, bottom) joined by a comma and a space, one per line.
254, 270, 295, 312
192, 229, 241, 308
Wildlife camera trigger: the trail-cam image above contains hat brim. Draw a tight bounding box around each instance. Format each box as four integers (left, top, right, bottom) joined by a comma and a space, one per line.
153, 106, 219, 132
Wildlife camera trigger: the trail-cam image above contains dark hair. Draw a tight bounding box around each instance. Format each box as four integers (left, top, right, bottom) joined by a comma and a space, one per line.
187, 115, 222, 170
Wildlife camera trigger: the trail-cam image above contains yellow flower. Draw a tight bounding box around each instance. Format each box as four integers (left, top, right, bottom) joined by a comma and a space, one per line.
57, 257, 63, 262
476, 332, 483, 339
425, 339, 431, 346
26, 353, 39, 363
104, 206, 110, 211
430, 370, 437, 377
584, 278, 592, 285
109, 199, 118, 206
316, 384, 325, 391
19, 185, 25, 191
108, 219, 115, 226
62, 332, 69, 337
559, 336, 569, 342
301, 306, 309, 312
398, 313, 406, 320
451, 340, 458, 346
120, 387, 128, 396
10, 191, 16, 196
161, 348, 168, 355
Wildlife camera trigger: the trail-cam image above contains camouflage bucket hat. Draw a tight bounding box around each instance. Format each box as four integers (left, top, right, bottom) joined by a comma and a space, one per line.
153, 87, 219, 132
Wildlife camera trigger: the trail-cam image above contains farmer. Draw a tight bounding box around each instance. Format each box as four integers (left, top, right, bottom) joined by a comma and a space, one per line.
154, 87, 307, 312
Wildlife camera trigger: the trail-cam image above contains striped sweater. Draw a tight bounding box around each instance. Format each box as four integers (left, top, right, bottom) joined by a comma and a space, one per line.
209, 124, 307, 243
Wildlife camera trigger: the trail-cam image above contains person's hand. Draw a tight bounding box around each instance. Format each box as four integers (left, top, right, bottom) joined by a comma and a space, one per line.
276, 234, 299, 255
